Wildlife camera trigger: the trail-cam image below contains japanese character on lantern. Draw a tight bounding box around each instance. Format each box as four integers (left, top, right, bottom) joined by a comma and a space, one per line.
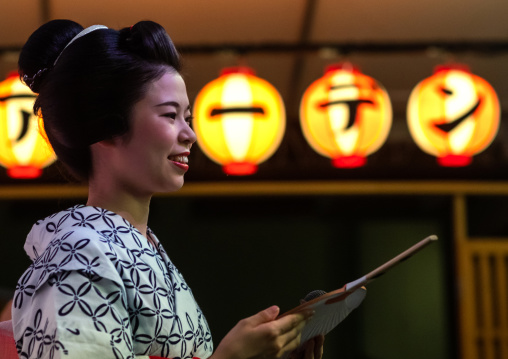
193, 67, 285, 175
407, 64, 500, 167
300, 63, 392, 168
0, 72, 56, 179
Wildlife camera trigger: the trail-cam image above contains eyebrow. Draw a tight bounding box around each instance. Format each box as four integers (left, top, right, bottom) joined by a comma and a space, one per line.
154, 101, 191, 111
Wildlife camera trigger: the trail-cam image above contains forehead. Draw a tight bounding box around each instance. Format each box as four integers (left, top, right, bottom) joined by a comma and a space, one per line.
144, 71, 188, 105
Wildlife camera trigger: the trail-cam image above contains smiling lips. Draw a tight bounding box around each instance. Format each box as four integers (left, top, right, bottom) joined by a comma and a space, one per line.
168, 153, 189, 171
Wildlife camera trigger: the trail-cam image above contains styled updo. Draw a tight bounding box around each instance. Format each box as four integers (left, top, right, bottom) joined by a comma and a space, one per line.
18, 19, 181, 181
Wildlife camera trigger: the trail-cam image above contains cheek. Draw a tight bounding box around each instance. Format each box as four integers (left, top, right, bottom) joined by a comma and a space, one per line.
136, 119, 171, 143
150, 126, 178, 151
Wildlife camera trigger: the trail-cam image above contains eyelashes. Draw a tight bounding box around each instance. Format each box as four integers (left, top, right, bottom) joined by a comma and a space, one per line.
162, 112, 177, 119
161, 112, 193, 126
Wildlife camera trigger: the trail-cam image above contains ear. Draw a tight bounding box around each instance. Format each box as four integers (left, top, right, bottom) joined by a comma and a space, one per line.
93, 132, 129, 149
89, 139, 118, 160
94, 137, 119, 148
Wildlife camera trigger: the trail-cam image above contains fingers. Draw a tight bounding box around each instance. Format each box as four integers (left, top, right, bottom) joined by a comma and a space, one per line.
303, 339, 314, 359
278, 309, 314, 332
314, 335, 324, 359
281, 315, 306, 343
227, 308, 313, 359
247, 305, 281, 326
276, 330, 302, 358
288, 335, 325, 359
303, 336, 323, 359
273, 314, 309, 357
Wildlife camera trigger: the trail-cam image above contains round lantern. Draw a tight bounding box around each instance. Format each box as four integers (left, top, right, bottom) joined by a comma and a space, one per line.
300, 63, 392, 168
193, 67, 285, 175
0, 72, 56, 179
407, 64, 500, 167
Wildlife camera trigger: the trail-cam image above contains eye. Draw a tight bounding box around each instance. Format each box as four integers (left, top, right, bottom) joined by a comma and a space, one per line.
185, 115, 194, 125
161, 112, 177, 119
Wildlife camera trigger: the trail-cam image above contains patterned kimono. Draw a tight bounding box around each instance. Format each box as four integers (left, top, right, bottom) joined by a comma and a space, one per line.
12, 205, 213, 359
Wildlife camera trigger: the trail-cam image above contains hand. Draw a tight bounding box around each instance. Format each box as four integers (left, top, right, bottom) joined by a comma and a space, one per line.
211, 305, 313, 359
287, 335, 325, 359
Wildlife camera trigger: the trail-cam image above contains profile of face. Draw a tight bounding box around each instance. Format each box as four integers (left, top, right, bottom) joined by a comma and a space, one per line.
105, 70, 196, 195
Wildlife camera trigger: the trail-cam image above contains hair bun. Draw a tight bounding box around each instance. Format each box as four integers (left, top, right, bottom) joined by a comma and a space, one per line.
18, 19, 83, 93
119, 20, 181, 72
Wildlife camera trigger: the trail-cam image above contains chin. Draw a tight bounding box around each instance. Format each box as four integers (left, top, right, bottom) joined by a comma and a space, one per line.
161, 178, 185, 193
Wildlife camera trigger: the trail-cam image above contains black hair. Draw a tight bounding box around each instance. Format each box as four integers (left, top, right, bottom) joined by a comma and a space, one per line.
18, 19, 181, 182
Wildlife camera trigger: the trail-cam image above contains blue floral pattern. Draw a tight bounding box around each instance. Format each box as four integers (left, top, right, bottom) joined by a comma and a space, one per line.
12, 205, 213, 359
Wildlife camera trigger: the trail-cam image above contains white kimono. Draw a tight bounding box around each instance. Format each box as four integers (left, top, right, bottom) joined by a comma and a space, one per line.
12, 205, 213, 359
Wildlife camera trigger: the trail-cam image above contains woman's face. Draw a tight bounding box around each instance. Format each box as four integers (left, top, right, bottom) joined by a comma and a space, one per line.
111, 71, 196, 196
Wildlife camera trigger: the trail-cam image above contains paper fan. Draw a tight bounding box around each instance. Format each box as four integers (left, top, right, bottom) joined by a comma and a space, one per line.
278, 234, 437, 355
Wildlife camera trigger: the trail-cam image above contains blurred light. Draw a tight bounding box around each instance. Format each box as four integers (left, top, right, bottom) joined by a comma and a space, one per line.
193, 67, 286, 175
407, 64, 500, 167
0, 72, 56, 179
300, 63, 392, 168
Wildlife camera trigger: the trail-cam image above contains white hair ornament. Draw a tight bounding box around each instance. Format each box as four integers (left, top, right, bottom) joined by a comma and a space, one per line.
53, 24, 108, 65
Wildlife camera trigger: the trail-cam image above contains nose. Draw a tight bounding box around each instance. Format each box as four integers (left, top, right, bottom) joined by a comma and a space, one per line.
179, 122, 197, 146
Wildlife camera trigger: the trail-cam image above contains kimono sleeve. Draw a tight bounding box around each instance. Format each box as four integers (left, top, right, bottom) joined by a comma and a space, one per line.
12, 229, 135, 359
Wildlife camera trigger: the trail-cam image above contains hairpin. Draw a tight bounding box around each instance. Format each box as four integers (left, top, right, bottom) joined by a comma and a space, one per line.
22, 68, 49, 92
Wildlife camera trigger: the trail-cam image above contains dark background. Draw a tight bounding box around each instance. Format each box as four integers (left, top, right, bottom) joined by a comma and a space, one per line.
0, 194, 458, 359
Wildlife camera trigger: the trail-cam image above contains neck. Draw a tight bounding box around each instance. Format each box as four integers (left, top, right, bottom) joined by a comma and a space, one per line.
87, 182, 151, 237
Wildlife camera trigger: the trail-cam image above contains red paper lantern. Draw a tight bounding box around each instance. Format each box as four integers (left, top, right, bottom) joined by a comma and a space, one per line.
193, 67, 285, 175
300, 63, 392, 168
407, 65, 500, 167
0, 72, 56, 178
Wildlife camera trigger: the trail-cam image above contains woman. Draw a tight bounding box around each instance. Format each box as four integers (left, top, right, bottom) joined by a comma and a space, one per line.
13, 20, 322, 359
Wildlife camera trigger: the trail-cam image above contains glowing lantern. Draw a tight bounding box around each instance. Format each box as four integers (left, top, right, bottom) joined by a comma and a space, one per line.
0, 72, 56, 178
300, 63, 392, 168
193, 67, 285, 175
407, 65, 500, 167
